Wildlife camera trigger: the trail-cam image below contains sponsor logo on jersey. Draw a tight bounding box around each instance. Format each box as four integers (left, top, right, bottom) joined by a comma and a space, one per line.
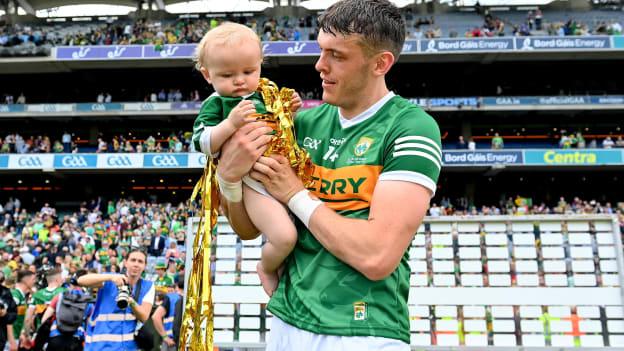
354, 137, 374, 157
303, 137, 322, 150
354, 301, 367, 321
307, 164, 381, 211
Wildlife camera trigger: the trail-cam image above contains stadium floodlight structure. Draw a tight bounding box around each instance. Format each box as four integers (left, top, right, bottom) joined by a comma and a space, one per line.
166, 0, 273, 14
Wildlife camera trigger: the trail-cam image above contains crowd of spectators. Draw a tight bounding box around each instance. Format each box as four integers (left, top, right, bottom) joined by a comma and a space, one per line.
1, 9, 623, 53
0, 131, 194, 154
452, 131, 624, 150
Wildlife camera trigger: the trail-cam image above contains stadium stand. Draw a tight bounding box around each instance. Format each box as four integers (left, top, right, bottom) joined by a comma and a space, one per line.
200, 214, 624, 348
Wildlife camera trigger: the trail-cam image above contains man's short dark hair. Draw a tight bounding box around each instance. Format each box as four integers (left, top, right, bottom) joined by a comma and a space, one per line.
17, 270, 34, 283
318, 0, 405, 59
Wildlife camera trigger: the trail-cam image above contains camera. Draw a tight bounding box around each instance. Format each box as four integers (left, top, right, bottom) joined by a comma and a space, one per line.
116, 285, 131, 309
0, 299, 8, 311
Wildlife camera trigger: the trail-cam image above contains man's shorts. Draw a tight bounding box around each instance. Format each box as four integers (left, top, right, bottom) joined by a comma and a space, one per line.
266, 317, 410, 351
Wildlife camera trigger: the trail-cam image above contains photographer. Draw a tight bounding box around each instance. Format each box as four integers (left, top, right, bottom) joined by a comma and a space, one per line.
78, 248, 154, 351
0, 272, 18, 351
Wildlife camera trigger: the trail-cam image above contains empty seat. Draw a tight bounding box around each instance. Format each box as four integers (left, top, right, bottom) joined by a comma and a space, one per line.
464, 319, 487, 332
550, 320, 572, 333
239, 304, 261, 315
239, 317, 261, 329
607, 320, 624, 333
433, 274, 456, 286
579, 320, 602, 333
238, 331, 260, 342
602, 274, 620, 286
519, 306, 542, 318
548, 306, 570, 317
517, 274, 539, 286
410, 319, 430, 331
216, 247, 237, 259
544, 274, 568, 286
430, 222, 452, 233
485, 234, 507, 246
570, 246, 593, 259
461, 274, 484, 286
605, 306, 624, 318
489, 274, 511, 286
571, 260, 595, 273
409, 260, 427, 272
543, 260, 566, 273
214, 273, 236, 285
241, 273, 261, 285
487, 247, 509, 259
431, 234, 453, 246
437, 334, 459, 346
458, 234, 480, 246
432, 247, 454, 259
460, 260, 482, 272
488, 261, 510, 273
600, 260, 618, 272
580, 335, 604, 347
573, 274, 597, 287
515, 260, 538, 272
214, 330, 234, 342
598, 246, 616, 259
522, 334, 546, 347
551, 334, 574, 347
242, 236, 262, 246
459, 247, 481, 259
577, 306, 600, 318
216, 234, 238, 246
215, 260, 236, 272
241, 260, 259, 272
410, 274, 428, 286
412, 235, 426, 246
409, 247, 426, 259
492, 319, 515, 332
609, 335, 624, 347
463, 306, 486, 318
567, 221, 590, 232
491, 306, 514, 318
539, 222, 562, 232
511, 222, 533, 232
465, 334, 488, 346
568, 233, 591, 245
512, 233, 535, 246
542, 246, 565, 259
409, 305, 430, 317
410, 333, 431, 346
436, 319, 459, 332
595, 233, 614, 245
493, 334, 517, 346
214, 303, 235, 315
593, 221, 612, 232
541, 233, 563, 246
484, 222, 506, 232
457, 222, 480, 232
435, 306, 457, 317
432, 260, 454, 273
214, 317, 234, 328
514, 247, 537, 259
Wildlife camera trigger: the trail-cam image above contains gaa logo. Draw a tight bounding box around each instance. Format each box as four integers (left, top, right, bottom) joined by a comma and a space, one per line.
61, 155, 88, 167
152, 155, 180, 167
106, 155, 133, 166
18, 156, 43, 167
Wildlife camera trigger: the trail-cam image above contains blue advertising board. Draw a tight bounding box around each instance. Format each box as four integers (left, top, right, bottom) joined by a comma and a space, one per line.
143, 154, 188, 168
0, 155, 7, 168
420, 38, 514, 53
443, 151, 524, 165
614, 36, 624, 49
76, 103, 123, 112
524, 150, 623, 165
53, 154, 98, 169
515, 36, 611, 51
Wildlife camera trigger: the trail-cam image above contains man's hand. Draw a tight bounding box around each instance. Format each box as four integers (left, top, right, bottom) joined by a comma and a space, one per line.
217, 122, 273, 183
0, 307, 7, 318
227, 100, 257, 129
9, 339, 17, 351
110, 274, 127, 287
164, 336, 175, 347
291, 92, 302, 113
249, 155, 305, 204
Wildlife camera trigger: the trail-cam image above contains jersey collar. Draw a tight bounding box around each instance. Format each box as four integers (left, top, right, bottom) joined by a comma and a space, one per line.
337, 91, 396, 129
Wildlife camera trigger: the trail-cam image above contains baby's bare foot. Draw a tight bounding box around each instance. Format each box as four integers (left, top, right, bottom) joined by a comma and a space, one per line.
257, 261, 279, 297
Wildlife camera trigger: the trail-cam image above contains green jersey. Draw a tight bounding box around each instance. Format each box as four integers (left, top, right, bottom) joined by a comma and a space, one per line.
97, 248, 111, 265
30, 286, 66, 328
192, 92, 267, 155
11, 288, 28, 338
267, 94, 441, 343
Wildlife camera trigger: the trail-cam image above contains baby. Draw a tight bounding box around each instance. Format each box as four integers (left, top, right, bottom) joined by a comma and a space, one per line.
192, 22, 301, 296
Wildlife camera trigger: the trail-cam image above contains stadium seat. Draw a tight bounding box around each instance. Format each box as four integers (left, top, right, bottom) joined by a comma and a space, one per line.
457, 222, 479, 233
519, 306, 542, 318
459, 247, 481, 259
512, 233, 535, 245
488, 261, 510, 273
484, 222, 506, 233
489, 274, 511, 286
216, 234, 238, 246
580, 335, 604, 347
570, 247, 593, 259
409, 305, 430, 317
431, 233, 453, 246
433, 274, 456, 286
460, 260, 481, 272
409, 247, 427, 259
433, 260, 454, 273
410, 334, 431, 346
551, 334, 575, 347
566, 221, 590, 232
568, 233, 592, 245
410, 274, 428, 286
522, 334, 546, 347
515, 260, 538, 273
596, 233, 614, 245
541, 233, 564, 246
430, 223, 452, 233
410, 319, 430, 332
493, 334, 517, 346
544, 274, 568, 286
514, 246, 537, 259
578, 306, 600, 318
460, 274, 483, 286
600, 260, 618, 273
485, 234, 507, 246
539, 222, 562, 232
432, 247, 454, 259
437, 334, 460, 346
511, 222, 533, 233
580, 320, 603, 333
598, 246, 617, 259
572, 260, 595, 273
486, 247, 509, 259
542, 247, 565, 259
409, 260, 427, 272
573, 272, 597, 285
458, 234, 480, 246
492, 319, 515, 332
517, 274, 539, 286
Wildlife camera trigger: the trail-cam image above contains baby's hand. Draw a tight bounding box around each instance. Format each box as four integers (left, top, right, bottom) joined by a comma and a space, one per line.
228, 100, 257, 128
290, 92, 302, 113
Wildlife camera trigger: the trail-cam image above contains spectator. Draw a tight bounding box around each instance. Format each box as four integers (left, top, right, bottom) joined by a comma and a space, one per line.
15, 93, 25, 104
96, 138, 107, 153
457, 136, 467, 149
491, 132, 504, 149
96, 93, 104, 104
615, 136, 624, 148
603, 136, 615, 148
151, 280, 183, 351
104, 93, 112, 103
61, 132, 71, 153
468, 138, 476, 150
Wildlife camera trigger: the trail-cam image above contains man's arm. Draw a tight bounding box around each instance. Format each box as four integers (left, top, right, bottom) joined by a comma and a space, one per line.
250, 156, 431, 281
216, 122, 273, 239
130, 284, 154, 323
78, 273, 126, 288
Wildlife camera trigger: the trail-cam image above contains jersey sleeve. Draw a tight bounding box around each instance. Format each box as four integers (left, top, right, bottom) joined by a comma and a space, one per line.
192, 95, 224, 155
380, 108, 442, 196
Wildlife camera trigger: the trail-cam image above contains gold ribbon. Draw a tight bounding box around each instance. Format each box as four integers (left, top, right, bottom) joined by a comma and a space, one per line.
181, 78, 313, 350
180, 162, 217, 351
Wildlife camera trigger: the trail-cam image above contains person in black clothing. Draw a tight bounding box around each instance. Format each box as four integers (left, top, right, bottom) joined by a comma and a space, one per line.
0, 272, 18, 350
